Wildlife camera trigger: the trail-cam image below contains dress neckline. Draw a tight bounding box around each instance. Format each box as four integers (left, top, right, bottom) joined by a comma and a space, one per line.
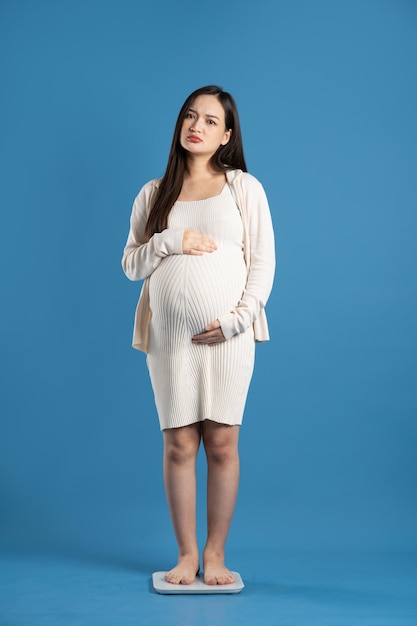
175, 183, 228, 204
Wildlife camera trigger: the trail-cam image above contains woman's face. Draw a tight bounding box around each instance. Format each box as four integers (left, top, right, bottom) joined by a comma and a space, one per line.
180, 94, 231, 158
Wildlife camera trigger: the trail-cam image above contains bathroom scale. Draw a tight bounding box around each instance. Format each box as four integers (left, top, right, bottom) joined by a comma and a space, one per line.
152, 571, 244, 594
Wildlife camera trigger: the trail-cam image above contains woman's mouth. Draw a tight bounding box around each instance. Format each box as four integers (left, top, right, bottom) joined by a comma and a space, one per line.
187, 135, 202, 143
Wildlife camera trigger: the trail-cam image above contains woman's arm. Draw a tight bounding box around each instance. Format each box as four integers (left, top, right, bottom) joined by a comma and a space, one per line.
121, 182, 184, 281
218, 176, 276, 339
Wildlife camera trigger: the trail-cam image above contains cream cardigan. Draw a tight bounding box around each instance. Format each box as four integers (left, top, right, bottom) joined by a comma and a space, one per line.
122, 169, 275, 353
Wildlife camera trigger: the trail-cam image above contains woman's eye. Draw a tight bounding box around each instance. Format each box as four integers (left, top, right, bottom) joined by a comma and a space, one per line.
207, 119, 216, 125
185, 112, 194, 119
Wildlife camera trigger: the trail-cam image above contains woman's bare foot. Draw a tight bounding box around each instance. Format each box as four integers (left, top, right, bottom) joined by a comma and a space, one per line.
203, 552, 236, 585
164, 554, 200, 585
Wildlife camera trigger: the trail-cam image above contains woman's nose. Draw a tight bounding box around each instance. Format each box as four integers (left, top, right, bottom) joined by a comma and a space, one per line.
190, 117, 202, 131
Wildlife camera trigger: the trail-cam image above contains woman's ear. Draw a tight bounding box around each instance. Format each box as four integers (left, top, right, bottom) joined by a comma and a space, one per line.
221, 129, 232, 146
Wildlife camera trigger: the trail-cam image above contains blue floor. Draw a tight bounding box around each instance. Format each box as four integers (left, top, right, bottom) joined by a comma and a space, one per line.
1, 549, 416, 626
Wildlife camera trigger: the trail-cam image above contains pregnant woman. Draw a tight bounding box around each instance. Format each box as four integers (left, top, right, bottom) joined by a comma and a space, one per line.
122, 85, 275, 585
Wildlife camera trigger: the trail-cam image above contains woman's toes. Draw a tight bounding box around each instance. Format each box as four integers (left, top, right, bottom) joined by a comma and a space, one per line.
217, 572, 236, 585
165, 571, 181, 584
164, 560, 199, 585
203, 561, 235, 585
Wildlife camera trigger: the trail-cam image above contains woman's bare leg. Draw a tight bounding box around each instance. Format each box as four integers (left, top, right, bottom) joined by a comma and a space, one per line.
202, 421, 240, 585
163, 422, 201, 584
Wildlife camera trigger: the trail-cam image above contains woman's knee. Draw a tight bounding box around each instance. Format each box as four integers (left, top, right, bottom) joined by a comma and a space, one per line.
163, 426, 200, 465
203, 424, 239, 465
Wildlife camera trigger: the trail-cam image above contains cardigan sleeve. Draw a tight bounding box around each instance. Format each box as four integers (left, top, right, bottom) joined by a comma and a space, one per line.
121, 181, 184, 281
217, 176, 275, 340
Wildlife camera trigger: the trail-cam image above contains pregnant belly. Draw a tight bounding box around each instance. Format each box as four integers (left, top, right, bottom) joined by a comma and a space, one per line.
149, 251, 247, 334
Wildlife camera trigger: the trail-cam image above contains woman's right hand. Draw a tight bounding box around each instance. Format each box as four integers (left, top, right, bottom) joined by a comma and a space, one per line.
182, 229, 217, 255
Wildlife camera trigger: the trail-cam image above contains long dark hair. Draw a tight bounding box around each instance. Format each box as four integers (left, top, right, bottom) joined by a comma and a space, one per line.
145, 85, 247, 238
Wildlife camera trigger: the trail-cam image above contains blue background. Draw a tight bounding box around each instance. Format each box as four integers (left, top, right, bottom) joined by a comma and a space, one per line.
1, 0, 416, 624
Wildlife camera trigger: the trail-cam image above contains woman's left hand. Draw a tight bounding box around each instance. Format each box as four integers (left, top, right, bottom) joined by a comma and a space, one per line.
191, 320, 226, 346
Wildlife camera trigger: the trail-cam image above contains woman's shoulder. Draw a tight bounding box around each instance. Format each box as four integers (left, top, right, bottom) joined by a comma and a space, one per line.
137, 177, 161, 194
133, 177, 161, 203
226, 170, 265, 193
226, 169, 265, 192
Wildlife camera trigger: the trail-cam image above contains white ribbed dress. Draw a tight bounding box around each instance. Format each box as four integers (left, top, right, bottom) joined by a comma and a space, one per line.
146, 184, 255, 430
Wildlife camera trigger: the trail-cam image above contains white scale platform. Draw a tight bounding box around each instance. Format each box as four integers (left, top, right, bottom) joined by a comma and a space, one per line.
152, 571, 244, 594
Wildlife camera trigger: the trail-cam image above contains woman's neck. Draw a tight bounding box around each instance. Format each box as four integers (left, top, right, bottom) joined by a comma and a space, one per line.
185, 156, 221, 181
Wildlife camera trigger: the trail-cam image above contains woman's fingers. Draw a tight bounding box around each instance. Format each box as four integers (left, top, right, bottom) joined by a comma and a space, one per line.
182, 229, 217, 255
204, 320, 221, 331
192, 321, 226, 346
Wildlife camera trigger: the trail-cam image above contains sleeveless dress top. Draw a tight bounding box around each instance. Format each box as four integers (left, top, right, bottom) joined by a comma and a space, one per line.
146, 184, 255, 430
